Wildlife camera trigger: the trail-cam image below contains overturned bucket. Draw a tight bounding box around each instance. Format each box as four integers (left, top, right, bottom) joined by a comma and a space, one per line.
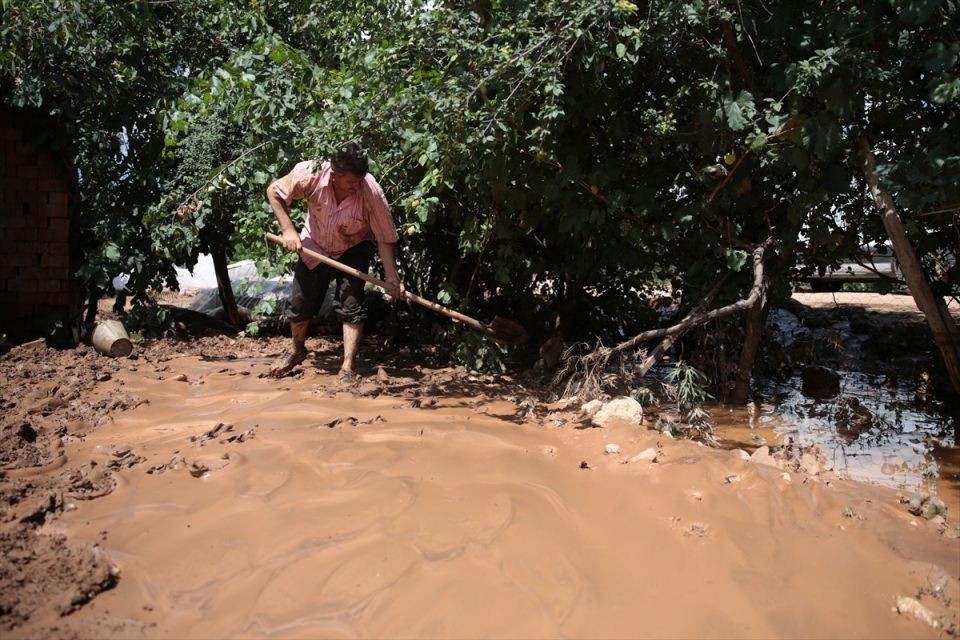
92, 320, 133, 358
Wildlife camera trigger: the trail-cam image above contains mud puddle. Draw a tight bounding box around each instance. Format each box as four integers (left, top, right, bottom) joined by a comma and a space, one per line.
714, 305, 958, 509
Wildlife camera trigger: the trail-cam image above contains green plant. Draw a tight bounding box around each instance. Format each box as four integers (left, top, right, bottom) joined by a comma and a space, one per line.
664, 361, 716, 443
445, 327, 506, 375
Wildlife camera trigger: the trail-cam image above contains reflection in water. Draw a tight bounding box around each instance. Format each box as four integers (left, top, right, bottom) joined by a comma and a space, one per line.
711, 308, 957, 504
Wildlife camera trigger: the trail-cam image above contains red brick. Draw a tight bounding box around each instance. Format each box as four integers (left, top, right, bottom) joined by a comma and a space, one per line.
8, 252, 37, 267
38, 279, 61, 293
0, 215, 25, 229
17, 165, 39, 179
15, 227, 37, 242
17, 266, 42, 279
41, 254, 70, 269
46, 241, 68, 255
1, 127, 22, 142
42, 266, 68, 279
39, 202, 66, 218
9, 278, 38, 293
47, 218, 69, 238
39, 177, 67, 192
47, 192, 68, 206
38, 292, 71, 307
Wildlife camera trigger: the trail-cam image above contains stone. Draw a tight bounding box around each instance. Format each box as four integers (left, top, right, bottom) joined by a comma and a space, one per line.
587, 396, 644, 427
801, 365, 840, 399
604, 443, 621, 455
750, 445, 779, 468
799, 450, 823, 475
895, 596, 940, 629
581, 399, 603, 417
921, 497, 947, 520
631, 448, 658, 463
733, 449, 751, 460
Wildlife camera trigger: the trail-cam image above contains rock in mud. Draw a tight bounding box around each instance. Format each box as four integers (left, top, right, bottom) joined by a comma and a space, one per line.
834, 397, 873, 440
801, 365, 840, 399
583, 396, 643, 427
750, 445, 779, 468
895, 596, 940, 630
630, 448, 658, 463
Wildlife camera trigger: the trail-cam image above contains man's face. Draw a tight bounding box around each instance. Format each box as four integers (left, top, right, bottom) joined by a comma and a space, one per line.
331, 170, 362, 196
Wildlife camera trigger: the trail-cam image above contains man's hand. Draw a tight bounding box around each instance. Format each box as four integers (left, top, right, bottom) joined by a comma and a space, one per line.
281, 228, 302, 253
384, 275, 406, 301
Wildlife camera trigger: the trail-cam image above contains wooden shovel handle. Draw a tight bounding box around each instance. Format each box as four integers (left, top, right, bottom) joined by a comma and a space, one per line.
265, 233, 488, 333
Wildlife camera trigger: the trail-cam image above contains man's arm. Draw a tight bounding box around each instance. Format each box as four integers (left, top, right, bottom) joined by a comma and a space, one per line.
266, 182, 302, 252
377, 240, 405, 300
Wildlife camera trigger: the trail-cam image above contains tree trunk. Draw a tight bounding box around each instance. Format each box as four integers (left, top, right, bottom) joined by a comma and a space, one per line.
861, 138, 960, 394
211, 245, 242, 328
730, 295, 769, 404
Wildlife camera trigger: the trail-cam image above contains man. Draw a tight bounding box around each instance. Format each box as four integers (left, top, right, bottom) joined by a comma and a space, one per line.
266, 141, 404, 380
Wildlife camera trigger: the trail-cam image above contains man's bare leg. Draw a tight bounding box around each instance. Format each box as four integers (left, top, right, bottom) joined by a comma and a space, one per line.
341, 322, 362, 375
269, 320, 309, 377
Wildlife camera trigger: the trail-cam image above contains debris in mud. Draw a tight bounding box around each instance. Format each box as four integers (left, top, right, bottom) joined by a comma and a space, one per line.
222, 426, 257, 443
191, 423, 234, 446
106, 448, 145, 470
146, 454, 185, 475
189, 454, 230, 478
749, 444, 831, 478
801, 365, 840, 399
902, 492, 948, 520
64, 463, 117, 501
833, 397, 874, 441
0, 527, 119, 632
895, 596, 942, 630
324, 415, 385, 428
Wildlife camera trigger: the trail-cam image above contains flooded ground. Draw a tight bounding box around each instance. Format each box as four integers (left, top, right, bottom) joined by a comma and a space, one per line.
1, 292, 958, 638
714, 292, 959, 512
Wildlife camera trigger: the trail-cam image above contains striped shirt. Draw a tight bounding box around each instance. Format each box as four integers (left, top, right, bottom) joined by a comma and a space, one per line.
270, 160, 399, 268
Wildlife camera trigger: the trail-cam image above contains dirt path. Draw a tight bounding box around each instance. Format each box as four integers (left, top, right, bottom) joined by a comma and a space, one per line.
2, 335, 958, 638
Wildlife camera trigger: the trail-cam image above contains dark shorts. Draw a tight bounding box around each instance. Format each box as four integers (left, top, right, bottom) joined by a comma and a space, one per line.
284, 241, 375, 324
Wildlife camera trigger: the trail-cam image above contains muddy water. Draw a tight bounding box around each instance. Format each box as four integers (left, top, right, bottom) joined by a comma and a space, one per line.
713, 379, 959, 510
41, 356, 959, 638
713, 305, 959, 510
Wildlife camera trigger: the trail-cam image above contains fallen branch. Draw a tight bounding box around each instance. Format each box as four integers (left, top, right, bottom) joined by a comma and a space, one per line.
555, 238, 773, 399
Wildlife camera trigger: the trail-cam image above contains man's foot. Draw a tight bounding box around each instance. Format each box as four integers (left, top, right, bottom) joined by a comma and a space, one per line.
337, 368, 359, 388
268, 349, 308, 378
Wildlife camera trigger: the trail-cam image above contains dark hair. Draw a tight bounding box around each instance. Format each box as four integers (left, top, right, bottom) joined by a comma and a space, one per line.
330, 141, 369, 176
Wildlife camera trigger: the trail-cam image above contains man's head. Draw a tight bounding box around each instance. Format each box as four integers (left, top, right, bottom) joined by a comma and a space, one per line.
330, 141, 369, 176
329, 141, 368, 197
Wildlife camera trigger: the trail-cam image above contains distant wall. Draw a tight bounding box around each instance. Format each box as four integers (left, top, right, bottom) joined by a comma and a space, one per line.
0, 109, 78, 340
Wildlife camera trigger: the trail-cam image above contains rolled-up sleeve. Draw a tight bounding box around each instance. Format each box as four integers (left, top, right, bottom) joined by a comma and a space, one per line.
363, 175, 399, 243
270, 161, 317, 206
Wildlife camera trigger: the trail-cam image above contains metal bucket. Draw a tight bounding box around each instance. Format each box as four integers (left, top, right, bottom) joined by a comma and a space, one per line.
91, 320, 133, 358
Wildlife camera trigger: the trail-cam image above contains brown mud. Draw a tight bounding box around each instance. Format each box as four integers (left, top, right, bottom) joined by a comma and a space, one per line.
1, 299, 959, 638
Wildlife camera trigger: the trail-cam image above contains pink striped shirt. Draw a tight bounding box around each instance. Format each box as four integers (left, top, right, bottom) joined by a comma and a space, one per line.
271, 160, 399, 268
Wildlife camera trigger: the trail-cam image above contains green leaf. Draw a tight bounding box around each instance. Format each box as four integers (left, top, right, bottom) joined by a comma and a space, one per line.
930, 74, 960, 104
720, 91, 755, 132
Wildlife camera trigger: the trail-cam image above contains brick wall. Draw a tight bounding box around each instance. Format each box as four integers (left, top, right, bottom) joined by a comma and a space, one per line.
0, 109, 78, 339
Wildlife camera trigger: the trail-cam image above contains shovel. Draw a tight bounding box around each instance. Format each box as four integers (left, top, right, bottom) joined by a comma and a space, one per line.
266, 233, 528, 346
